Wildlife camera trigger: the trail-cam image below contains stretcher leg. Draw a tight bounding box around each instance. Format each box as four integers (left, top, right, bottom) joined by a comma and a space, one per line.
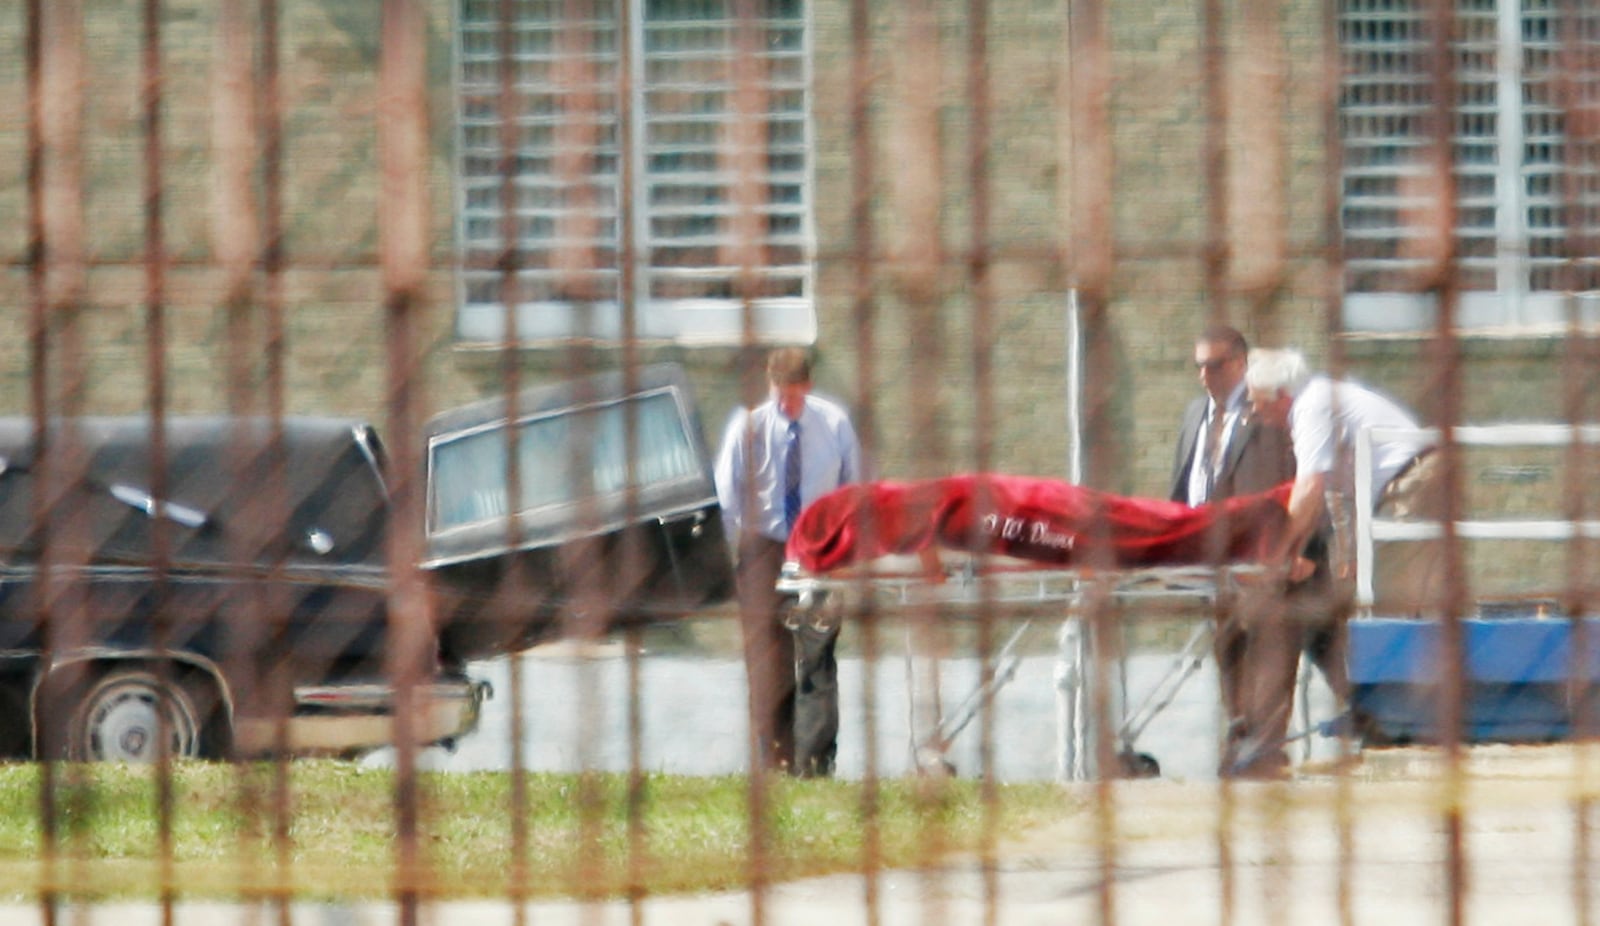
929, 620, 1033, 752
905, 621, 954, 775
1117, 621, 1213, 748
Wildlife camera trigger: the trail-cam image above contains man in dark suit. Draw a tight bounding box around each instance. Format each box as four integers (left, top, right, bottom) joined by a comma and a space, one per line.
1170, 326, 1295, 509
1169, 325, 1344, 778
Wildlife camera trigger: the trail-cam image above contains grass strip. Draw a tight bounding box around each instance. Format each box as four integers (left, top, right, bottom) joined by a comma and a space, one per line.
0, 761, 1077, 902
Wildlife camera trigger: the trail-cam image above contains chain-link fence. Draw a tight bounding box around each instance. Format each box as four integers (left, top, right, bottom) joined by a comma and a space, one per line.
3, 0, 1600, 923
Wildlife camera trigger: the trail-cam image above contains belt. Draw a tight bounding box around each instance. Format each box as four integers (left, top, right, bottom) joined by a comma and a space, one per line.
1381, 445, 1435, 495
1396, 445, 1435, 480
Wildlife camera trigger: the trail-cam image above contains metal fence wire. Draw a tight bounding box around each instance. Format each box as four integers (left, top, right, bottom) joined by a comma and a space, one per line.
4, 0, 1600, 923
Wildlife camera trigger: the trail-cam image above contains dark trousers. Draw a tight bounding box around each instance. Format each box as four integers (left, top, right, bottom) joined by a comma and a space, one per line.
1219, 592, 1352, 778
736, 534, 840, 776
1218, 533, 1354, 778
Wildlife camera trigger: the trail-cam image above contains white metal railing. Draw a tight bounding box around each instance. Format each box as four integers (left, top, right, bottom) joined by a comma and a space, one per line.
1353, 423, 1600, 610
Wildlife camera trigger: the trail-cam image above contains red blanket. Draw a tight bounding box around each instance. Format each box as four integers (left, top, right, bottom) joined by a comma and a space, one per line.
785, 474, 1293, 574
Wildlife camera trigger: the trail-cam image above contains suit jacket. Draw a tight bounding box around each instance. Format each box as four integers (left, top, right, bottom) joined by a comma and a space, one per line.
1169, 396, 1295, 505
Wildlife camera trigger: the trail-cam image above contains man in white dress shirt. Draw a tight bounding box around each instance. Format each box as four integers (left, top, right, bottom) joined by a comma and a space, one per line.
1246, 347, 1442, 612
714, 348, 862, 776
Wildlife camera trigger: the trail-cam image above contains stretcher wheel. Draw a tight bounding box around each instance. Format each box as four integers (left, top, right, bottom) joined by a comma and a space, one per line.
1116, 749, 1160, 778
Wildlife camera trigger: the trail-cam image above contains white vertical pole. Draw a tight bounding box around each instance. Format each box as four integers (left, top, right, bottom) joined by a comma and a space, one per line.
1355, 425, 1376, 612
1065, 288, 1084, 484
1055, 619, 1089, 781
1056, 289, 1093, 780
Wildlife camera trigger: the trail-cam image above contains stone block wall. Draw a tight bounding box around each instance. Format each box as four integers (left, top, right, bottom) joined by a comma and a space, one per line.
0, 0, 1587, 603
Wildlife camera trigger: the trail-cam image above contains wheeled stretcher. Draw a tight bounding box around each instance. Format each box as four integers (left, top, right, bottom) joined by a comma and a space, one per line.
777, 474, 1288, 779
776, 422, 1600, 777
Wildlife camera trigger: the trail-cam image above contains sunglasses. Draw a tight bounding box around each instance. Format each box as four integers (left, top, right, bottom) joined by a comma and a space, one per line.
1195, 356, 1238, 372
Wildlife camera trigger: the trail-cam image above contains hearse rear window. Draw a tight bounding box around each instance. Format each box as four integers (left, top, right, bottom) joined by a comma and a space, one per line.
428, 389, 700, 533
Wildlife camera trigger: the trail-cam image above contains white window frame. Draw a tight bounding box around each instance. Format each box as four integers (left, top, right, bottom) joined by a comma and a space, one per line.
453, 0, 818, 346
1339, 0, 1600, 333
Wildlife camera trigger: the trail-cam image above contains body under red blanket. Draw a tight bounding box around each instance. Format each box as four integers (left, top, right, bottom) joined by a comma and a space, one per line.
785, 474, 1294, 574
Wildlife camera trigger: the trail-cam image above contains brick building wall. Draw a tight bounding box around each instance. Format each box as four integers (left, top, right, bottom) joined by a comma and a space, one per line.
0, 0, 1407, 471
0, 0, 1588, 599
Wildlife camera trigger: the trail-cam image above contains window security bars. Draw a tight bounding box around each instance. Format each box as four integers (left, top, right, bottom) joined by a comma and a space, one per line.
456, 0, 816, 344
1340, 0, 1600, 331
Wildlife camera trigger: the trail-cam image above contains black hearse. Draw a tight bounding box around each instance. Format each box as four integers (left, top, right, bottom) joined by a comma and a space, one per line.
0, 364, 731, 760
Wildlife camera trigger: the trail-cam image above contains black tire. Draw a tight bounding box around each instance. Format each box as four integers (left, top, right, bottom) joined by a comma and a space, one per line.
63, 668, 210, 762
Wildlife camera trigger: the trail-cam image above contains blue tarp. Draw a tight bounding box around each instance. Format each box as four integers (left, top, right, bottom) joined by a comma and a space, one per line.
1348, 616, 1600, 742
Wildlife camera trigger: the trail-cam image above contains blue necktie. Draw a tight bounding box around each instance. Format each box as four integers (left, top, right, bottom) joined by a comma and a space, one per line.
784, 419, 802, 534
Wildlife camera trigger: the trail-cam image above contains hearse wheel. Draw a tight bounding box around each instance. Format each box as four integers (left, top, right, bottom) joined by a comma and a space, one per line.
65, 668, 208, 762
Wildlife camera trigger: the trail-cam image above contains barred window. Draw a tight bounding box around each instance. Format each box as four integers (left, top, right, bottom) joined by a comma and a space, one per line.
1340, 0, 1600, 331
456, 0, 816, 344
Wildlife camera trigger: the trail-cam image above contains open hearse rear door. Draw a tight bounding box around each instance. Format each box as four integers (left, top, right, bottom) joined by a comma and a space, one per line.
423, 363, 735, 663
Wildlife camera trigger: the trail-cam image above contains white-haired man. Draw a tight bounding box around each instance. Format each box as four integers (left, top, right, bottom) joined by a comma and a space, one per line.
1245, 348, 1441, 606
1236, 348, 1443, 773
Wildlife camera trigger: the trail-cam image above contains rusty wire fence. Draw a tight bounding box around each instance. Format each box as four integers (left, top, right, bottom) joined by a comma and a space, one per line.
4, 0, 1600, 923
